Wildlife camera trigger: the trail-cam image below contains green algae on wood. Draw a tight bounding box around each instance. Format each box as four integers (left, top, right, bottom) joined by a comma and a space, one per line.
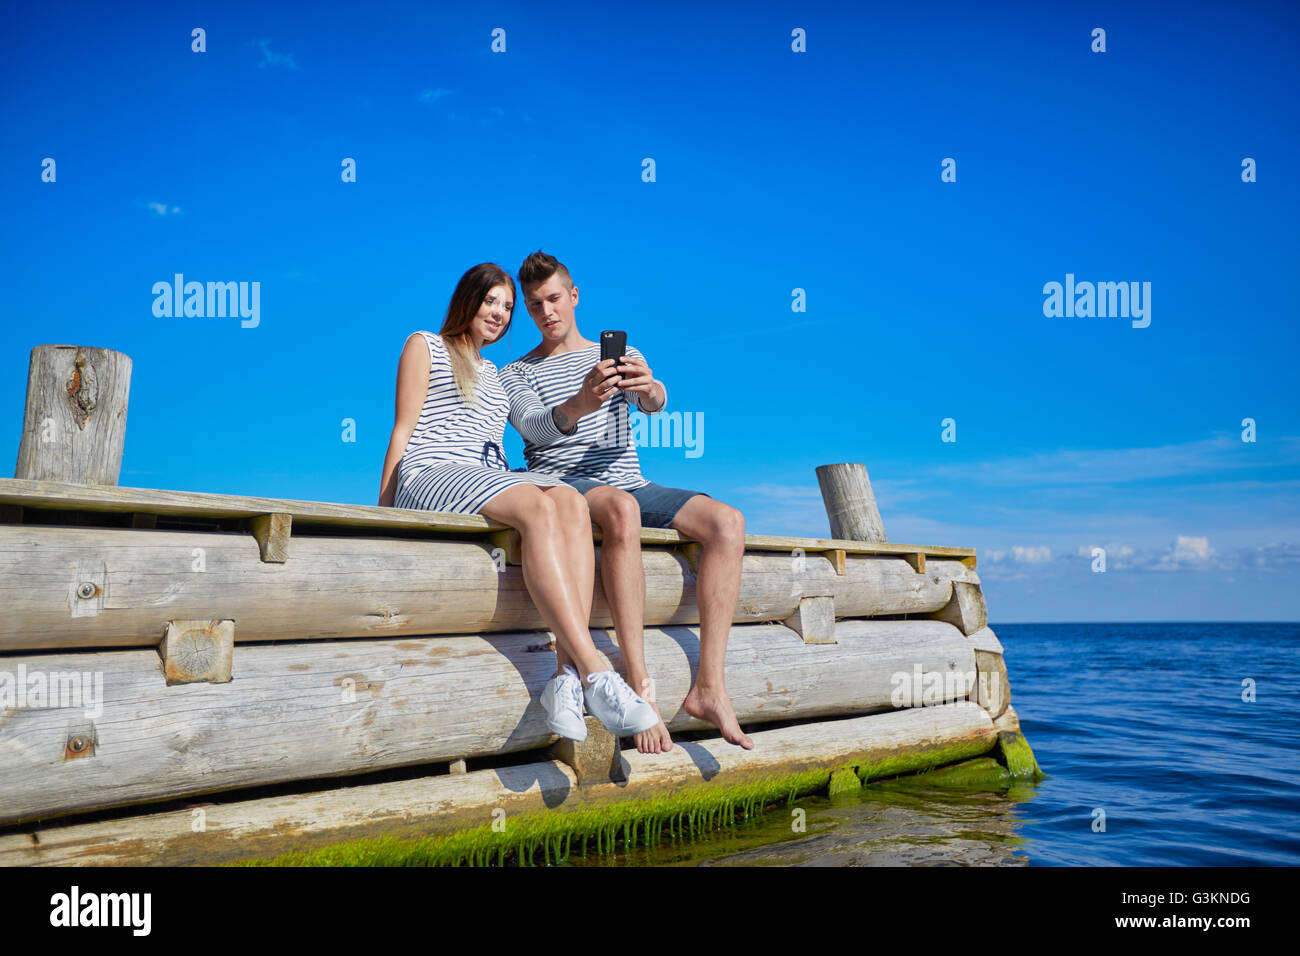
856, 733, 995, 784
233, 769, 833, 868
995, 731, 1045, 781
231, 731, 1031, 868
904, 756, 1012, 790
827, 765, 862, 796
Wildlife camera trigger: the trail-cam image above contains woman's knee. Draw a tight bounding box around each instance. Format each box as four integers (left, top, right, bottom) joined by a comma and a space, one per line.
548, 485, 592, 526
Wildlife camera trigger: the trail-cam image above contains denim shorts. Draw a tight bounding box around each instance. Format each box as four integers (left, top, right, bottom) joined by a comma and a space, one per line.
559, 477, 709, 529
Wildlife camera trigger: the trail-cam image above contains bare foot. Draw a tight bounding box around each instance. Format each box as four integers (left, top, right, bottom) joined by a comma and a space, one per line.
682, 685, 754, 750
634, 712, 674, 755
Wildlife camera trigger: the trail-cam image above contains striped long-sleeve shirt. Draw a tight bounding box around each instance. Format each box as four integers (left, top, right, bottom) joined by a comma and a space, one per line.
499, 344, 667, 491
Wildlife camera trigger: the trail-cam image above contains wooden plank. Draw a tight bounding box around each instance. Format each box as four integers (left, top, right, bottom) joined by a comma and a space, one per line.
487, 529, 521, 566
0, 619, 975, 825
0, 478, 975, 561
2, 529, 983, 651
0, 477, 503, 534
248, 512, 291, 563
0, 703, 997, 866
903, 552, 926, 574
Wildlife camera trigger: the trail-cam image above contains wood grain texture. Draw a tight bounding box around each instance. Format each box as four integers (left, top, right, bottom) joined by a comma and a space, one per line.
0, 527, 977, 651
816, 462, 887, 543
14, 346, 132, 486
0, 619, 974, 825
0, 702, 997, 866
0, 478, 974, 562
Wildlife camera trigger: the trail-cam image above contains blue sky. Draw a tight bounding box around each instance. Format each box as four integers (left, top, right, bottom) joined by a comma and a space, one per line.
2, 0, 1297, 622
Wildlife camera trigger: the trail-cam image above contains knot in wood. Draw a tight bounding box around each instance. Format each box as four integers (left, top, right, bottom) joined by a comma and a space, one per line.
65, 350, 99, 427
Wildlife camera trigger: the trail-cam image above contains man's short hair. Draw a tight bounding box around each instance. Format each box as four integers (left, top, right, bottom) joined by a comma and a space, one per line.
518, 250, 573, 291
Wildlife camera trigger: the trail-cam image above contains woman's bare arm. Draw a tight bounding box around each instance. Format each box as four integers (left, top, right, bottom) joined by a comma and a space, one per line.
378, 333, 432, 507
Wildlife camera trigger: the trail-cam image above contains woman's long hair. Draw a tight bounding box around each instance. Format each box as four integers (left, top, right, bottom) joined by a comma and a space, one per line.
439, 263, 515, 406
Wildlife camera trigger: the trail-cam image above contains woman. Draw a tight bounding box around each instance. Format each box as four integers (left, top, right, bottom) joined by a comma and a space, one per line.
378, 263, 657, 742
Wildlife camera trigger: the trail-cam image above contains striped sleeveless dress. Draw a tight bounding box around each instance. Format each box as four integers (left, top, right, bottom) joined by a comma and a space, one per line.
394, 331, 564, 514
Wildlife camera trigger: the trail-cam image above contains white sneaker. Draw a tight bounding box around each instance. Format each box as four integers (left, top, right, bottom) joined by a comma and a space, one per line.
540, 665, 587, 741
583, 671, 659, 736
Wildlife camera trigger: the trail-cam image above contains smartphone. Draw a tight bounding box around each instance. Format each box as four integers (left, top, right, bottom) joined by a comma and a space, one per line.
600, 330, 627, 386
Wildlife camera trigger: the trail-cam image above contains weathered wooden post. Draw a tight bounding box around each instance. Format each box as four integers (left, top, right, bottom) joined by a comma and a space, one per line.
815, 463, 886, 542
13, 345, 132, 485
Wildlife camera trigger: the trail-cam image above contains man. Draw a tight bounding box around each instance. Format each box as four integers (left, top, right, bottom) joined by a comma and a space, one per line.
498, 250, 753, 753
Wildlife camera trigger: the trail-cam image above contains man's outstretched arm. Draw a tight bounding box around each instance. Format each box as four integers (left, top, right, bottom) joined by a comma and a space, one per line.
498, 363, 574, 442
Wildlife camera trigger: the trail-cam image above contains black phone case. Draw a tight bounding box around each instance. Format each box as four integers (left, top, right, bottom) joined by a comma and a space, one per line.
600, 330, 627, 383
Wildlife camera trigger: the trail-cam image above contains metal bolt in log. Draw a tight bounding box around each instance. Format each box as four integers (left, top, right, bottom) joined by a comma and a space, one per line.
64, 723, 97, 760
14, 345, 133, 485
815, 463, 886, 543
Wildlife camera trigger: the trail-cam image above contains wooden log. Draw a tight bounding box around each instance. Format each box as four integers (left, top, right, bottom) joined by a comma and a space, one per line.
0, 527, 978, 652
815, 463, 886, 543
782, 596, 836, 644
992, 704, 1019, 734
159, 620, 234, 685
929, 580, 988, 635
974, 649, 1010, 719
0, 619, 975, 825
0, 703, 997, 866
967, 625, 1004, 654
14, 346, 133, 485
833, 556, 975, 618
548, 716, 621, 785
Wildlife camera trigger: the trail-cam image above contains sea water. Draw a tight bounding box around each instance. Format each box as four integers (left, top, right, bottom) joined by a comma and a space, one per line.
568, 622, 1300, 867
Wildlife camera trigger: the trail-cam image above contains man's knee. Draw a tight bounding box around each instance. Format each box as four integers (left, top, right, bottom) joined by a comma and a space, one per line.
591, 489, 642, 541
698, 500, 745, 547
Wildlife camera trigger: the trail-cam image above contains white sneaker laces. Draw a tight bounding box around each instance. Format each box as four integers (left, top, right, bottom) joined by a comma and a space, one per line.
591, 673, 635, 716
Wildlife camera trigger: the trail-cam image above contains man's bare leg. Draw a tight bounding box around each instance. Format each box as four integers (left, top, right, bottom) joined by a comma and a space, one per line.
671, 495, 754, 749
583, 485, 673, 754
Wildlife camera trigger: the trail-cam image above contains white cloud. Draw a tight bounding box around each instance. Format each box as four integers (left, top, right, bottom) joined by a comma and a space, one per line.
145, 202, 182, 216
419, 88, 452, 104
1011, 545, 1051, 562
